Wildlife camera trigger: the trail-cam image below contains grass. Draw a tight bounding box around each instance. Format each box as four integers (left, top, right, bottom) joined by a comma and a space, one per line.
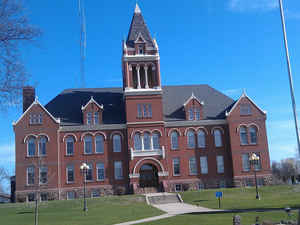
180, 184, 300, 210
137, 210, 299, 225
0, 195, 163, 225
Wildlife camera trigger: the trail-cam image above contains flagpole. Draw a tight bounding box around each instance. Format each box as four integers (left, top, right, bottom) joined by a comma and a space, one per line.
278, 0, 300, 157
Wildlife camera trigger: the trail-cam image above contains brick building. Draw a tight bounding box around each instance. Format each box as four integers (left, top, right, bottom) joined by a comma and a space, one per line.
13, 4, 271, 202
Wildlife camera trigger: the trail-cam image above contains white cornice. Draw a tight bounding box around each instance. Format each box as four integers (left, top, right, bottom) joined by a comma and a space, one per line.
165, 120, 227, 127
123, 55, 159, 62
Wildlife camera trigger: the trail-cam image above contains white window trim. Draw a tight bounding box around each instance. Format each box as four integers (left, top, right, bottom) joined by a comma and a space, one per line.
96, 163, 105, 181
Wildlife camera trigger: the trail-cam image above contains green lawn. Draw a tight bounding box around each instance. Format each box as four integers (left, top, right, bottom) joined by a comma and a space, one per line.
0, 195, 163, 225
137, 210, 299, 225
181, 185, 300, 210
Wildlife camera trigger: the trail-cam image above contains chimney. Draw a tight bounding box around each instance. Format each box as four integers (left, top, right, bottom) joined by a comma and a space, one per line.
23, 86, 35, 112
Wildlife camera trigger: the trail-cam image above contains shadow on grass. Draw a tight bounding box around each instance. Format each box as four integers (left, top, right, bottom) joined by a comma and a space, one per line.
16, 211, 33, 214
193, 200, 209, 203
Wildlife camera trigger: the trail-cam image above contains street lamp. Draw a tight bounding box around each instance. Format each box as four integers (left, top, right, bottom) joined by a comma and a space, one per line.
249, 153, 260, 200
80, 162, 89, 212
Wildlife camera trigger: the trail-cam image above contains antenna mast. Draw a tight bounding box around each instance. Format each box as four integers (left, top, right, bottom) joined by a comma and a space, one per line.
79, 0, 87, 88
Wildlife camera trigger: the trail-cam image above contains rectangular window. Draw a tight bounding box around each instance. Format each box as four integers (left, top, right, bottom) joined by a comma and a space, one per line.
66, 140, 74, 155
39, 167, 48, 184
84, 137, 92, 154
219, 180, 226, 188
254, 153, 262, 171
189, 157, 197, 175
217, 155, 224, 174
87, 112, 92, 125
38, 113, 43, 124
173, 158, 180, 176
137, 104, 142, 118
96, 163, 105, 181
242, 154, 250, 172
94, 112, 99, 124
143, 104, 148, 117
148, 104, 152, 117
40, 193, 48, 201
175, 184, 182, 192
28, 193, 35, 202
200, 156, 208, 174
92, 189, 100, 198
67, 165, 74, 183
114, 161, 123, 180
27, 166, 35, 185
29, 113, 42, 124
195, 108, 200, 120
240, 104, 252, 115
67, 191, 75, 200
188, 108, 194, 120
86, 163, 93, 181
198, 183, 205, 190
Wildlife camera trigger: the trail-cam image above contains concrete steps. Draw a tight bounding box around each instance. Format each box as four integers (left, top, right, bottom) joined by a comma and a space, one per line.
146, 193, 182, 205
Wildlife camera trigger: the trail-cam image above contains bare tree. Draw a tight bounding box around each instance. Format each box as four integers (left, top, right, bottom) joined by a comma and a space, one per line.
0, 0, 41, 109
0, 166, 9, 193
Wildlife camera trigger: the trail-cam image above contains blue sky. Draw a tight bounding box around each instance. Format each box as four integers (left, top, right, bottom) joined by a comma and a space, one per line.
1, 0, 300, 183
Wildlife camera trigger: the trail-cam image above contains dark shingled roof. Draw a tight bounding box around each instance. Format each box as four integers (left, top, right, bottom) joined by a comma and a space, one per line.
45, 85, 235, 126
126, 5, 154, 48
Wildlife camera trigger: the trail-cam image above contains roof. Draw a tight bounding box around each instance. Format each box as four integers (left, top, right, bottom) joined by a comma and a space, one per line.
45, 85, 235, 126
126, 4, 154, 48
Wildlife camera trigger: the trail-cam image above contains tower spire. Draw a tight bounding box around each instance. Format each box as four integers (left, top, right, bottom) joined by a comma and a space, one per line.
135, 3, 141, 14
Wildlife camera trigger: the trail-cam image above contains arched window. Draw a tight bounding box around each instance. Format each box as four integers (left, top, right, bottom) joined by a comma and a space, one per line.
197, 130, 206, 148
214, 129, 222, 147
84, 135, 93, 154
95, 135, 104, 153
113, 134, 121, 152
38, 136, 47, 156
134, 133, 142, 151
171, 131, 179, 150
152, 132, 160, 149
66, 136, 75, 155
187, 130, 196, 149
249, 126, 258, 144
27, 137, 36, 156
240, 126, 248, 145
143, 132, 151, 150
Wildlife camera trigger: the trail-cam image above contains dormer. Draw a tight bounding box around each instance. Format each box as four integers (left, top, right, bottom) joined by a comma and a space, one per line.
81, 96, 104, 125
134, 33, 146, 55
183, 93, 204, 121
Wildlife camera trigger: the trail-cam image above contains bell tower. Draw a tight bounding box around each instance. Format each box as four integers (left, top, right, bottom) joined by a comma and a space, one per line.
122, 3, 161, 91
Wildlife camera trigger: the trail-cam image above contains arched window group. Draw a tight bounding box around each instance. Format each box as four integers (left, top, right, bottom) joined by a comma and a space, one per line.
186, 129, 208, 149
133, 131, 161, 151
82, 134, 107, 154
26, 135, 49, 157
239, 125, 258, 145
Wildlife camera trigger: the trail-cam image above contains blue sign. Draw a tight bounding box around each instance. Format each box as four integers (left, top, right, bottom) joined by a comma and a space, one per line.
216, 191, 223, 198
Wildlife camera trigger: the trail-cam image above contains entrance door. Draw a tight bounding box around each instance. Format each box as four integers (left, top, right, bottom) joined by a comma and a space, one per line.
139, 164, 159, 188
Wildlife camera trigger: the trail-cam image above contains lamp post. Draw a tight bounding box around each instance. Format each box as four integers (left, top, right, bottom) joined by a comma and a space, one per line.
249, 153, 260, 200
80, 162, 89, 212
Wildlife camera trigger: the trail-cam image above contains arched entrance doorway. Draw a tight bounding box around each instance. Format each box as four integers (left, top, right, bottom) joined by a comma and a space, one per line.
139, 164, 159, 188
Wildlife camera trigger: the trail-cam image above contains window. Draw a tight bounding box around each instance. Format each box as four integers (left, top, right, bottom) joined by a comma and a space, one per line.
94, 112, 99, 124
137, 104, 142, 118
189, 157, 197, 175
148, 104, 152, 117
95, 135, 104, 154
27, 137, 36, 156
213, 129, 223, 147
87, 112, 92, 125
27, 166, 35, 185
134, 133, 142, 150
38, 136, 47, 156
249, 126, 258, 144
173, 158, 180, 176
66, 136, 75, 155
114, 161, 123, 180
138, 45, 144, 54
200, 156, 208, 174
242, 154, 250, 172
40, 193, 48, 201
84, 135, 93, 154
152, 132, 160, 149
198, 183, 205, 190
195, 108, 201, 120
240, 126, 248, 145
28, 193, 35, 202
143, 133, 151, 150
188, 108, 193, 120
187, 130, 195, 149
86, 163, 93, 181
175, 184, 182, 192
254, 153, 262, 171
39, 167, 48, 184
113, 134, 121, 152
217, 155, 224, 174
29, 113, 42, 124
219, 180, 226, 188
96, 162, 105, 181
171, 131, 179, 150
143, 104, 147, 117
67, 191, 75, 200
197, 130, 205, 148
240, 104, 252, 115
67, 165, 74, 183
38, 113, 43, 124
